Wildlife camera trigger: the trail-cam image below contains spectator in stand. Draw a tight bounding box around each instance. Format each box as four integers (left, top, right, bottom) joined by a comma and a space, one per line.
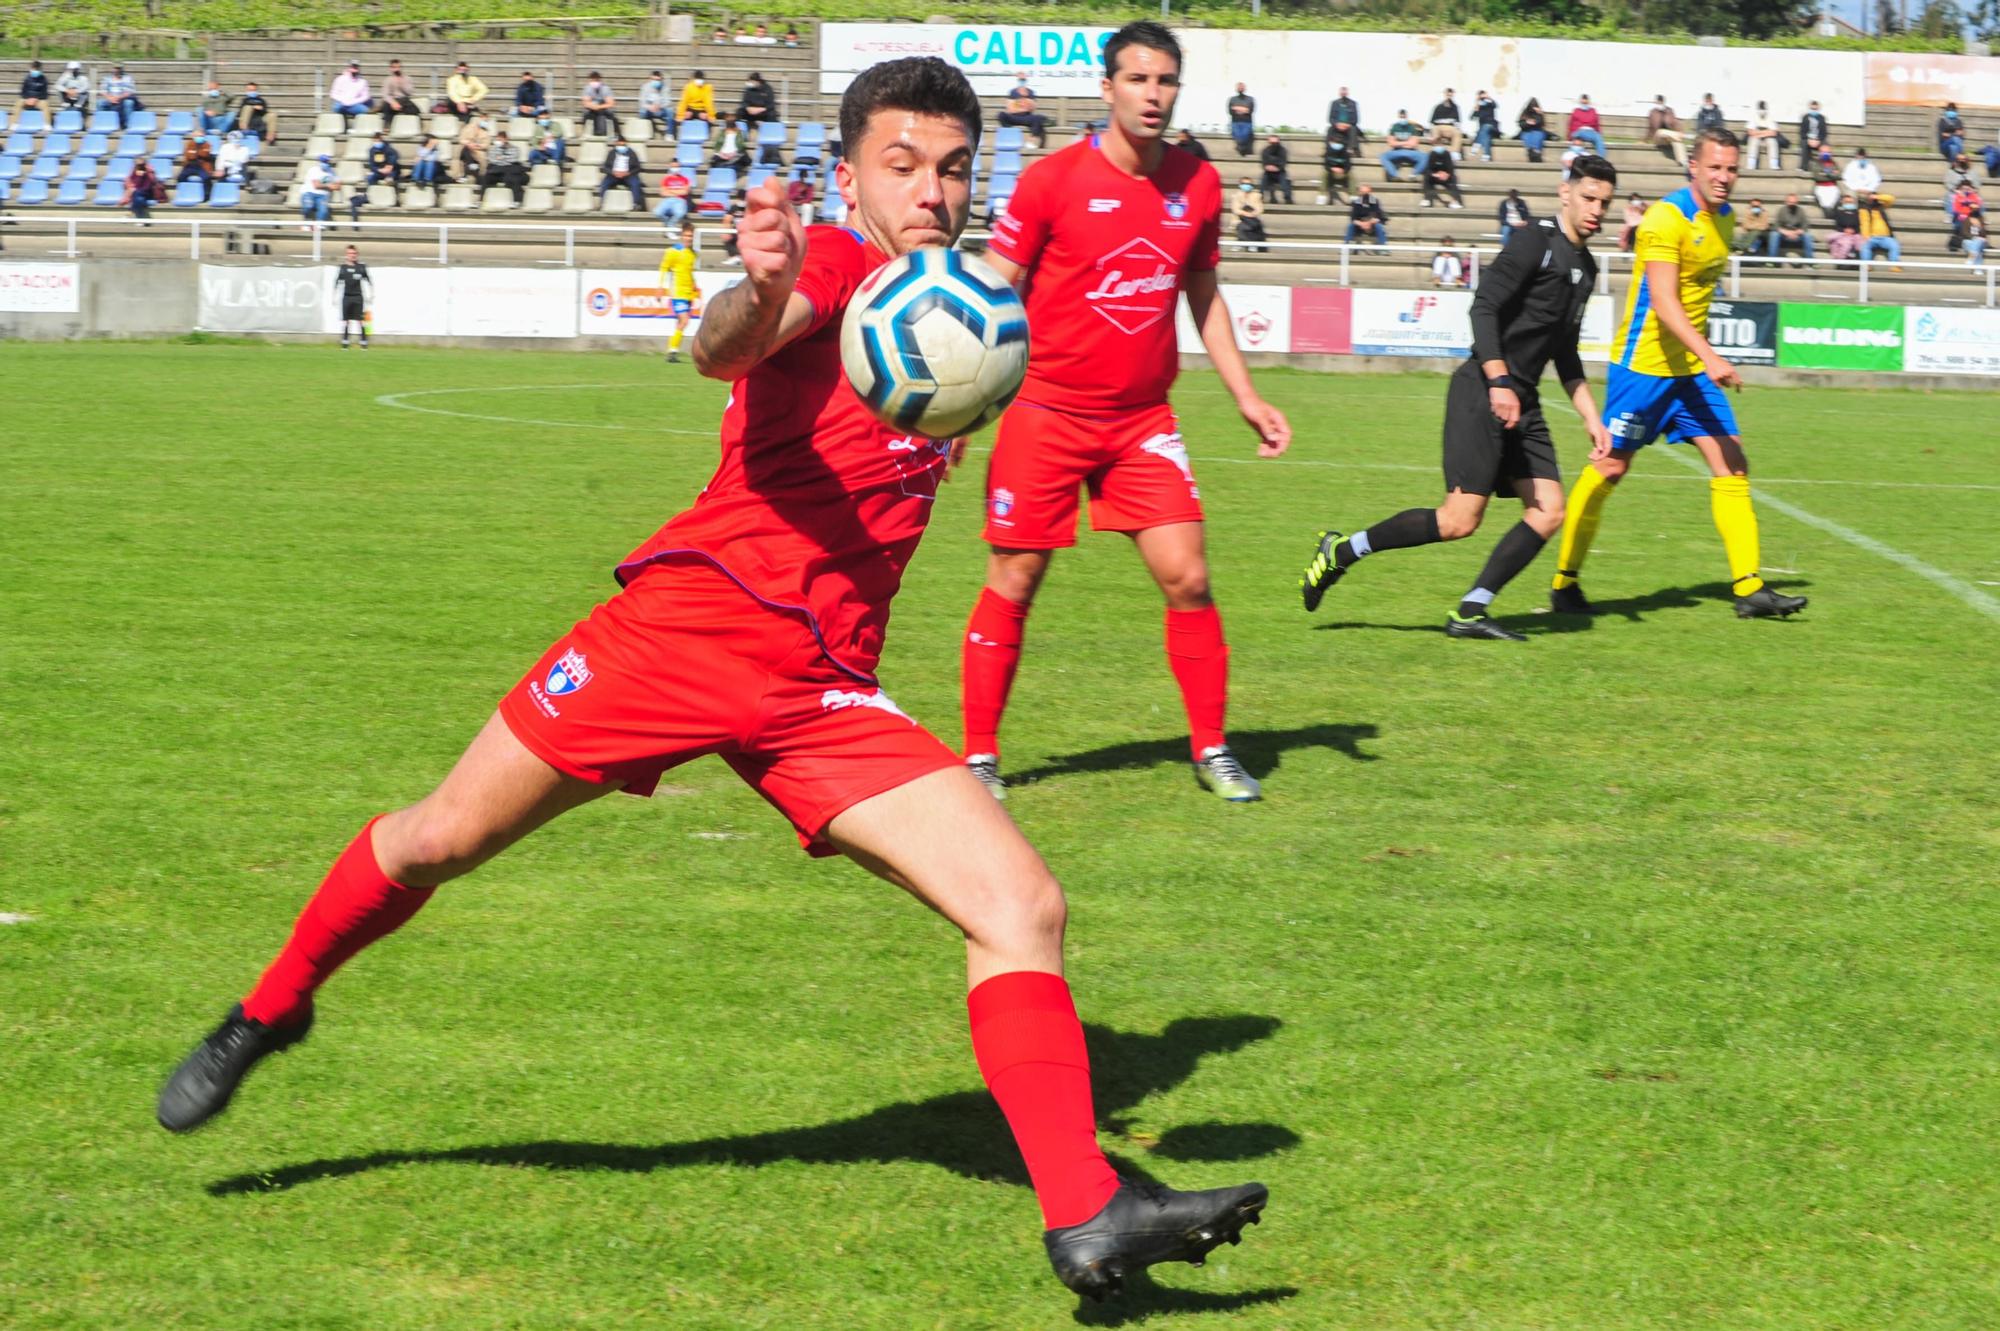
1496, 187, 1531, 243
1745, 100, 1780, 171
1380, 110, 1424, 180
1769, 194, 1813, 258
1428, 88, 1463, 158
1799, 100, 1831, 171
235, 82, 272, 142
1961, 212, 1987, 269
1938, 102, 1965, 160
329, 62, 371, 126
1647, 95, 1687, 167
737, 72, 777, 125
380, 60, 420, 119
1831, 190, 1860, 233
19, 60, 50, 114
998, 76, 1048, 149
787, 172, 815, 220
1841, 148, 1881, 198
597, 134, 646, 208
1828, 200, 1862, 260
1259, 133, 1294, 203
121, 158, 165, 221
1345, 184, 1389, 249
1945, 154, 1978, 217
709, 26, 728, 45
1230, 176, 1268, 252
365, 131, 402, 186
1430, 237, 1466, 288
1984, 135, 2000, 179
1421, 142, 1463, 208
1619, 191, 1646, 251
580, 72, 617, 138
215, 131, 253, 185
1732, 199, 1771, 254
514, 71, 549, 119
410, 135, 444, 185
446, 62, 488, 122
175, 136, 216, 200
527, 117, 565, 166
1328, 87, 1360, 155
55, 62, 89, 113
1950, 180, 1982, 232
783, 25, 802, 47
1471, 90, 1499, 162
98, 64, 144, 130
1227, 83, 1255, 155
1176, 128, 1210, 161
1566, 95, 1605, 156
1516, 97, 1549, 162
1321, 123, 1353, 204
197, 80, 233, 136
709, 124, 746, 171
1695, 93, 1726, 136
1812, 165, 1841, 219
654, 165, 692, 225
638, 71, 672, 137
455, 115, 493, 181
677, 70, 716, 134
1857, 191, 1899, 265
482, 131, 528, 204
300, 155, 337, 222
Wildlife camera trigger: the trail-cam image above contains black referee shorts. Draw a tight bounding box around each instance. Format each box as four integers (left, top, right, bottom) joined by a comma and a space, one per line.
341, 296, 365, 323
1442, 359, 1561, 496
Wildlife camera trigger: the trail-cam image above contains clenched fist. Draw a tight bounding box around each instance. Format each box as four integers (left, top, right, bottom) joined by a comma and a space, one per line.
737, 179, 806, 299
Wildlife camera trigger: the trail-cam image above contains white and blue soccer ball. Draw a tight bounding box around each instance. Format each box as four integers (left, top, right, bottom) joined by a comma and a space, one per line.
840, 247, 1029, 440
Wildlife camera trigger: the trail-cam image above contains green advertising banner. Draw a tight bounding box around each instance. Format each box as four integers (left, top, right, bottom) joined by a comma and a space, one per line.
1776, 303, 1906, 372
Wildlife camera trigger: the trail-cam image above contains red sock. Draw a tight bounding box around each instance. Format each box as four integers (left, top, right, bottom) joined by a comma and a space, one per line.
241, 817, 435, 1026
1165, 604, 1229, 760
968, 970, 1121, 1229
961, 587, 1031, 759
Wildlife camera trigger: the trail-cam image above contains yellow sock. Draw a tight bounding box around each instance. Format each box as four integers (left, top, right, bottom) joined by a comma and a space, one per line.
1551, 464, 1616, 590
669, 327, 684, 352
1710, 475, 1764, 595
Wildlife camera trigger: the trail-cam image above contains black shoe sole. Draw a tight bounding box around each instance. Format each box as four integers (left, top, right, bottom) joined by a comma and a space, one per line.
1735, 597, 1808, 619
1446, 618, 1527, 640
1058, 1189, 1268, 1301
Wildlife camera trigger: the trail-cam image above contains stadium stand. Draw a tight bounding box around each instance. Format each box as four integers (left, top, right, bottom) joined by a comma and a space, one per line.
0, 30, 1991, 305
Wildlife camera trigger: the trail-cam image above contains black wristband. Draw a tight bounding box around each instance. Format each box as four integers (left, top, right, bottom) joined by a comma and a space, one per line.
1486, 374, 1515, 390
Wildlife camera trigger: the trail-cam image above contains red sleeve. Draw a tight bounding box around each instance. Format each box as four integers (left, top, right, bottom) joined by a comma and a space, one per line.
1190, 162, 1222, 272
790, 226, 868, 336
986, 154, 1057, 272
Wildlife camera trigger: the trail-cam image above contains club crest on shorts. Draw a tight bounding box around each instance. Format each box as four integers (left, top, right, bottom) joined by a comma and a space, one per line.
546, 649, 593, 697
991, 486, 1016, 518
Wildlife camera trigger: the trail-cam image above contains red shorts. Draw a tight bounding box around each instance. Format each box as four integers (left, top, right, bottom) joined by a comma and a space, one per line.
497, 564, 960, 856
981, 401, 1204, 549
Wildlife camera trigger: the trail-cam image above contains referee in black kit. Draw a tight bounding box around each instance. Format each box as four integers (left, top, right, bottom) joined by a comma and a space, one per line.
333, 246, 372, 349
1299, 156, 1619, 640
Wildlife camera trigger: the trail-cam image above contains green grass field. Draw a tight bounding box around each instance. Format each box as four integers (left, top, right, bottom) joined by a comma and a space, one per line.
4, 340, 1998, 1329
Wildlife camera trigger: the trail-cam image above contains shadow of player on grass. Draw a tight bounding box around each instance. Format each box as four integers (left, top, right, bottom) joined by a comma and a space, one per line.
1314, 579, 1812, 637
1003, 723, 1380, 789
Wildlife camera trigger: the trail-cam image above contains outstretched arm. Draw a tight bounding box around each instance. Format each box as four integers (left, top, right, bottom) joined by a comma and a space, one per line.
693, 180, 815, 381
1183, 268, 1290, 457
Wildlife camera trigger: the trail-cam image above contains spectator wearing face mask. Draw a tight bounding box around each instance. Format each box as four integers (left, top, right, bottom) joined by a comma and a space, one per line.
1768, 194, 1813, 259
1732, 199, 1771, 254
1231, 176, 1268, 251
1346, 184, 1389, 248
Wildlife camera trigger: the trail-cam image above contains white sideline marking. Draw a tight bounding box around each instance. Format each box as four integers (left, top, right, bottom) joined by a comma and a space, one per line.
373, 383, 712, 436
0, 913, 34, 925
688, 831, 747, 841
1658, 448, 2000, 625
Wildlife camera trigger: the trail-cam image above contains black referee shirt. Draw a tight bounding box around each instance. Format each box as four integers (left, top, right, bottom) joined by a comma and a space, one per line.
333, 262, 371, 304
1468, 218, 1596, 401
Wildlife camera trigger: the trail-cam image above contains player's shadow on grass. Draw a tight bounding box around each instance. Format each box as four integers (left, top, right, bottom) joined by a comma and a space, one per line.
208, 1015, 1298, 1199
1314, 579, 1812, 636
1004, 723, 1380, 789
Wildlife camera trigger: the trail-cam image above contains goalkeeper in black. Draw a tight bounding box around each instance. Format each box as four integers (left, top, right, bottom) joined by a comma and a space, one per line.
332, 245, 372, 349
1299, 156, 1619, 639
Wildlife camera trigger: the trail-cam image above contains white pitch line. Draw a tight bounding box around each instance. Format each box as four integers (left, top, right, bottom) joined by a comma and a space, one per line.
373, 383, 715, 436
0, 913, 34, 925
1657, 448, 2000, 624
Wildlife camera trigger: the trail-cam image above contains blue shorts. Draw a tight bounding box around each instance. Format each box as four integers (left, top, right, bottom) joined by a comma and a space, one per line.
1602, 365, 1739, 451
671, 298, 694, 317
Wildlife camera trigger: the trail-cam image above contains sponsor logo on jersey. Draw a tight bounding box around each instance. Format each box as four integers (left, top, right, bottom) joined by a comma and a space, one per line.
546, 649, 593, 696
1163, 191, 1189, 221
1086, 237, 1180, 335
820, 688, 913, 722
991, 486, 1015, 518
1571, 267, 1583, 284
1087, 198, 1121, 212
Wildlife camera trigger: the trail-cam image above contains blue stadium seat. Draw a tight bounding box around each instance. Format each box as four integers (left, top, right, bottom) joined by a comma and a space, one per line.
63, 156, 98, 181
93, 177, 124, 206
2, 131, 32, 157
994, 126, 1025, 153
153, 133, 183, 159
993, 148, 1023, 175
127, 110, 158, 133
114, 131, 148, 158
148, 155, 175, 179
77, 133, 109, 158
16, 108, 47, 133
55, 179, 88, 205
677, 119, 709, 144
41, 133, 72, 157
756, 121, 787, 147
0, 110, 8, 133
988, 172, 1017, 200
165, 110, 194, 135
53, 108, 84, 133
210, 180, 241, 208
746, 165, 774, 191
0, 155, 19, 181
30, 154, 62, 181
171, 179, 205, 206
675, 141, 704, 168
0, 180, 9, 203
89, 110, 121, 134
699, 165, 735, 213
17, 178, 49, 204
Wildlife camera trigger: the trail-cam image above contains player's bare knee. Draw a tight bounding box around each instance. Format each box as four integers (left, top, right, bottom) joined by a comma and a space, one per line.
987, 551, 1049, 605
1157, 567, 1212, 609
1524, 503, 1565, 538
1435, 509, 1481, 541
966, 866, 1068, 952
375, 803, 489, 886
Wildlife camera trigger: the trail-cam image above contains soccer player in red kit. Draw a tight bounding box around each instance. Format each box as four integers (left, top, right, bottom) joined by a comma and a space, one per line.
154, 58, 1265, 1300
960, 22, 1292, 804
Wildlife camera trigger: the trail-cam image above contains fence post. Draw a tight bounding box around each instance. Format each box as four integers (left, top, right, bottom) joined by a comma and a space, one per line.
1989, 263, 1995, 309
439, 222, 449, 266
189, 218, 200, 261
1857, 258, 1868, 303
1728, 254, 1740, 298
65, 216, 78, 258
564, 226, 574, 267
311, 221, 322, 262
1338, 243, 1349, 286
1468, 247, 1481, 290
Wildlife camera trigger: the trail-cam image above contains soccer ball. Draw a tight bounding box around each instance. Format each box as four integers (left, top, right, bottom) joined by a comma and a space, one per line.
840, 247, 1030, 439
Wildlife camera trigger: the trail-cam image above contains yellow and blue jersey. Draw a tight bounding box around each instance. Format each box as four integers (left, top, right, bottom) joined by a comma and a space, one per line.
1614, 188, 1733, 379
658, 244, 698, 301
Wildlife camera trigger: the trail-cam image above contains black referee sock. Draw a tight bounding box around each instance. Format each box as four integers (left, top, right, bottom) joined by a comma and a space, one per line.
1459, 520, 1548, 617
1339, 508, 1442, 567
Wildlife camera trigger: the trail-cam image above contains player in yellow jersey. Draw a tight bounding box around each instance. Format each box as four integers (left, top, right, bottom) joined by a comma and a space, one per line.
1550, 128, 1807, 620
658, 220, 700, 362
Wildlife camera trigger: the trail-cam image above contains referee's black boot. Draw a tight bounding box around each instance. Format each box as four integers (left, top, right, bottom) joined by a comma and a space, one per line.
1734, 586, 1808, 619
1044, 1178, 1268, 1301
1446, 612, 1527, 641
157, 1003, 313, 1133
1549, 583, 1595, 615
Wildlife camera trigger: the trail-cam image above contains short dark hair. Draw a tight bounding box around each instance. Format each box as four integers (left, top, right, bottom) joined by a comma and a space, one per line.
1693, 126, 1740, 159
1103, 21, 1182, 79
838, 56, 982, 158
1568, 154, 1618, 187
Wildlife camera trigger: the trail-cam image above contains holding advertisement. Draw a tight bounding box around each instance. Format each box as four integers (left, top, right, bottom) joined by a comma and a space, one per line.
1777, 302, 1904, 372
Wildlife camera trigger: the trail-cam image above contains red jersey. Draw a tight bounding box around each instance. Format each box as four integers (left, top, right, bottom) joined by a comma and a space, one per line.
615, 226, 953, 683
987, 138, 1222, 416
